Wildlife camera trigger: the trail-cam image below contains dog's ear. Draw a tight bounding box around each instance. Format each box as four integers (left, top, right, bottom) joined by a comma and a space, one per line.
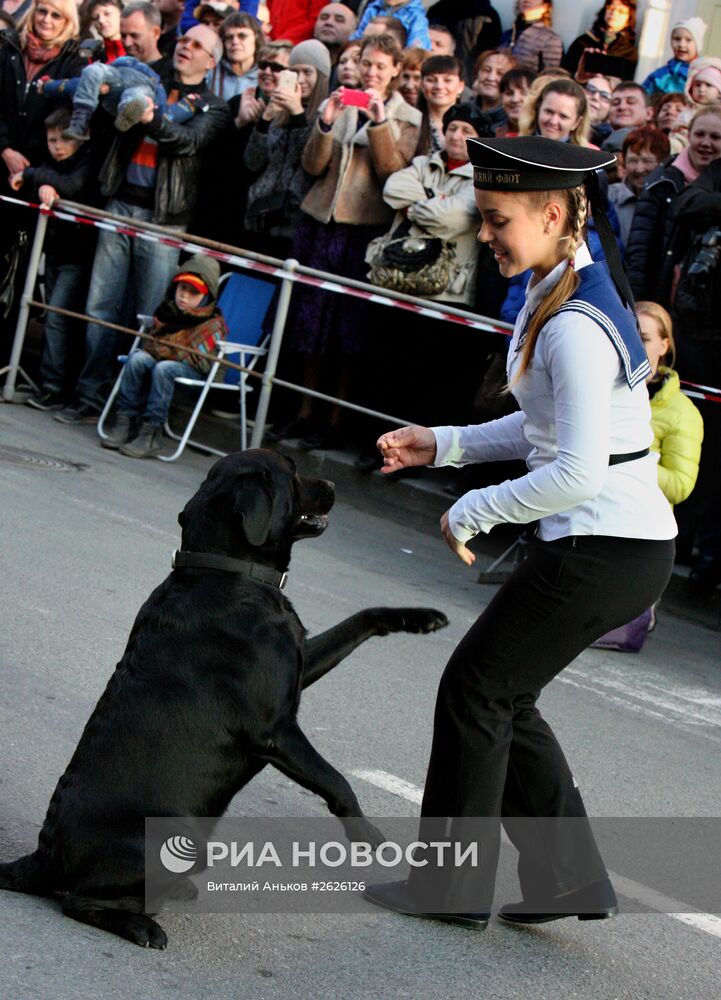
232, 472, 274, 547
178, 509, 187, 528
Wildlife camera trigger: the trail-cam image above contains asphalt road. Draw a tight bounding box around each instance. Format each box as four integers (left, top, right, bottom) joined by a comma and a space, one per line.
1, 403, 720, 1000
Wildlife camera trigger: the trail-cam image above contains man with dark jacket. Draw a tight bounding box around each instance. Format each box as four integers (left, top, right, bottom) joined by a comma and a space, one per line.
624, 155, 686, 304
56, 22, 230, 425
670, 159, 721, 589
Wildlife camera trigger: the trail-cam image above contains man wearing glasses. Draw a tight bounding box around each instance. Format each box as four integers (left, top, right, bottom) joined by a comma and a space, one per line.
56, 14, 231, 425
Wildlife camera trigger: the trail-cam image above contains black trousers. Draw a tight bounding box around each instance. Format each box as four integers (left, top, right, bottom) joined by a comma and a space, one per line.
410, 534, 675, 912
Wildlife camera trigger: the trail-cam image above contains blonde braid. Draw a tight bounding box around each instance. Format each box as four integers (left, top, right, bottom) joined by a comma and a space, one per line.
566, 186, 588, 268
513, 186, 583, 380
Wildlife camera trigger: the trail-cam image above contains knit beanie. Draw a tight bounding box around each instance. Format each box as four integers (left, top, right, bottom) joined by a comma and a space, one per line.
289, 39, 331, 78
686, 56, 721, 101
672, 17, 707, 56
442, 102, 485, 135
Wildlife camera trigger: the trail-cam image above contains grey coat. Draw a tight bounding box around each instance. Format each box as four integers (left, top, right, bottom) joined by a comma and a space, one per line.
243, 112, 313, 237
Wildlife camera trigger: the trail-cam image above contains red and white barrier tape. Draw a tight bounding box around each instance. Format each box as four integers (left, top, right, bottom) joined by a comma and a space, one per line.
2, 194, 720, 403
0, 194, 510, 337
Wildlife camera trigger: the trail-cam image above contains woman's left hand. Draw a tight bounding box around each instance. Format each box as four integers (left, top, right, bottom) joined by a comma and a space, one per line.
440, 511, 476, 566
365, 88, 386, 124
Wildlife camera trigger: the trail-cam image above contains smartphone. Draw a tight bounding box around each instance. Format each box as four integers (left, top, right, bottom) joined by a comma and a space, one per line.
584, 52, 635, 81
340, 88, 370, 109
277, 69, 298, 91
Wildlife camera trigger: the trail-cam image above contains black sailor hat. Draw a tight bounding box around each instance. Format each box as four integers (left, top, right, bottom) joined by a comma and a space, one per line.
467, 136, 616, 191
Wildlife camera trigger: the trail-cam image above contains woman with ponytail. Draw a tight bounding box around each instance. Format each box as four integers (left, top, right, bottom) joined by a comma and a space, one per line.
365, 136, 676, 929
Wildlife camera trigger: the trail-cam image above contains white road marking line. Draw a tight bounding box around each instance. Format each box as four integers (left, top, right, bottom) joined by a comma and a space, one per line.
557, 676, 721, 746
352, 768, 721, 941
566, 661, 721, 727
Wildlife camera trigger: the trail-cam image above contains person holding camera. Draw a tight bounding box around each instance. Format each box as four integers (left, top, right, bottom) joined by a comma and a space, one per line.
266, 31, 421, 450
563, 0, 638, 81
669, 150, 721, 589
625, 104, 721, 304
243, 39, 330, 259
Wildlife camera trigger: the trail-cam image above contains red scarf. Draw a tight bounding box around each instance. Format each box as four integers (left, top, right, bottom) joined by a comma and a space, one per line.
23, 30, 62, 79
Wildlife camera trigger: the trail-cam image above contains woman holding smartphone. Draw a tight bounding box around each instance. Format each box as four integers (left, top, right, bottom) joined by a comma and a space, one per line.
267, 32, 421, 450
364, 135, 676, 928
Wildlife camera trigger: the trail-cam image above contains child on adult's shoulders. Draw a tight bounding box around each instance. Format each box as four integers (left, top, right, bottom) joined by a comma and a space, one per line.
38, 56, 209, 142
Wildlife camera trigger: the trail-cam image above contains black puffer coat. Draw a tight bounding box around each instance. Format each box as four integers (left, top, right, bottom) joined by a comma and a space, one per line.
624, 158, 688, 305
0, 29, 87, 168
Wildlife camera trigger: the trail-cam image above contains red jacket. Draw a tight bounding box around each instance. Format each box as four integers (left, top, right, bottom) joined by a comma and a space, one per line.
267, 0, 326, 44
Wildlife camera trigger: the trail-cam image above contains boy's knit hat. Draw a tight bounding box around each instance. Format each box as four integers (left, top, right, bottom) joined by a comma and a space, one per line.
172, 255, 221, 300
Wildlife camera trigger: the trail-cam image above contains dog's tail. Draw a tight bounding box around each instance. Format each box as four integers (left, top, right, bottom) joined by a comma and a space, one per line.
0, 852, 52, 896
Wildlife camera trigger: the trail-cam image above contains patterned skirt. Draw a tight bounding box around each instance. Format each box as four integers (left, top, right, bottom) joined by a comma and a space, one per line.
283, 214, 386, 356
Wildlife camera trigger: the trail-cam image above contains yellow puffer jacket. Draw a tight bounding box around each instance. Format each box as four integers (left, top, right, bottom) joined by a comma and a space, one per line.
650, 366, 704, 506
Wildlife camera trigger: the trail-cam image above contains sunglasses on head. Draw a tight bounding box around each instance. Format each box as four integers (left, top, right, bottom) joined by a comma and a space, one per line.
36, 5, 65, 19
177, 35, 213, 56
586, 83, 612, 102
258, 60, 287, 73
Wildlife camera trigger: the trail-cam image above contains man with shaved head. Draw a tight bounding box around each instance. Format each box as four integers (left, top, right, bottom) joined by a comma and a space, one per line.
314, 2, 356, 86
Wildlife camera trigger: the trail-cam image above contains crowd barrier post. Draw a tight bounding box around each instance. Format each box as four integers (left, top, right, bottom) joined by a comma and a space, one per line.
249, 258, 297, 449
2, 209, 48, 402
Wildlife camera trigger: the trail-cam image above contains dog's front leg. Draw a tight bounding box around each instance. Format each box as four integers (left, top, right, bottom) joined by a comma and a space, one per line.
302, 607, 448, 689
258, 721, 384, 847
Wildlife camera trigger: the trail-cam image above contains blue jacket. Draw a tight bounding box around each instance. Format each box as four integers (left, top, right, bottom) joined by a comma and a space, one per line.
352, 0, 431, 49
641, 58, 689, 96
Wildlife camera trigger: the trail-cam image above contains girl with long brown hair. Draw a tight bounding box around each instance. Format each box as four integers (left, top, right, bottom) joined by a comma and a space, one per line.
366, 136, 676, 927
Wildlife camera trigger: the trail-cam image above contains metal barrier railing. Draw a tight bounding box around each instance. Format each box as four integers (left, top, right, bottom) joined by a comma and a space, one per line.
0, 196, 514, 449
2, 196, 718, 455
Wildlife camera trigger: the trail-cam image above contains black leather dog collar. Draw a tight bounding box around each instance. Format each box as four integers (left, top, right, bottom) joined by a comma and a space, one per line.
172, 550, 288, 589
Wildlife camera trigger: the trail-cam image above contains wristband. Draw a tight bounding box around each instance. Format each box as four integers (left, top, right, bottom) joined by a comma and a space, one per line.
318, 118, 333, 133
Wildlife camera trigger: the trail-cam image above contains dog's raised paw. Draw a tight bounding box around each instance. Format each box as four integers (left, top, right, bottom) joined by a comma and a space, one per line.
396, 609, 449, 634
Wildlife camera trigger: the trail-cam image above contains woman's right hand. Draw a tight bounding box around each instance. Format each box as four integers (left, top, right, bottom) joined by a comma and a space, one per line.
377, 425, 437, 474
321, 88, 345, 126
236, 88, 264, 127
2, 148, 30, 178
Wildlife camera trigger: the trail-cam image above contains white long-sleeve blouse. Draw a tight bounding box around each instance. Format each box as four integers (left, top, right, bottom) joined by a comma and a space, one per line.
432, 244, 678, 543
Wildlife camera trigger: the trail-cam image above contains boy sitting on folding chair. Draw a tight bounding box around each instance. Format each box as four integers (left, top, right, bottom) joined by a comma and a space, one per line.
102, 255, 227, 458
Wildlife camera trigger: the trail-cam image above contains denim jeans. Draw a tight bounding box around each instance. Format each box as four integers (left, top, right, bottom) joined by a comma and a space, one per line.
73, 62, 159, 116
40, 262, 87, 394
75, 199, 182, 410
117, 349, 197, 425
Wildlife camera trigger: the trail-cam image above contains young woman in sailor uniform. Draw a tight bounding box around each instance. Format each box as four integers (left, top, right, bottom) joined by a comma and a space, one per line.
364, 137, 677, 929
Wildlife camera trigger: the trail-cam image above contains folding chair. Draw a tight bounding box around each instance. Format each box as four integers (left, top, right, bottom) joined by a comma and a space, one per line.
97, 271, 276, 461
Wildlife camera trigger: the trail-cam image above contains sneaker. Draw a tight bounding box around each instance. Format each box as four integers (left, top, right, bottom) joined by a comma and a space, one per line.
100, 413, 135, 450
114, 97, 149, 132
26, 389, 64, 411
54, 403, 100, 425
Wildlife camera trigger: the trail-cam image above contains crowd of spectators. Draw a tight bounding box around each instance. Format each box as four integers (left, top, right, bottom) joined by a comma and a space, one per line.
0, 0, 720, 586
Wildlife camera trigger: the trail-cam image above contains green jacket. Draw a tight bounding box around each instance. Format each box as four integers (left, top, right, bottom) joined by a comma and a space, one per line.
650, 367, 704, 506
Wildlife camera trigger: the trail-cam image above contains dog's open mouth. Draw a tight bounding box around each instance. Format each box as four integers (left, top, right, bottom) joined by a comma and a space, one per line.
295, 512, 329, 538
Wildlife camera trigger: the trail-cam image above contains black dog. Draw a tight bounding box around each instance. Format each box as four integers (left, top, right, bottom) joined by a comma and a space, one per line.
0, 450, 447, 948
